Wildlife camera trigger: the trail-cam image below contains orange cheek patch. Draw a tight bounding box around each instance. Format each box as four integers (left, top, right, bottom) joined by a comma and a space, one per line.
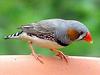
67, 28, 80, 41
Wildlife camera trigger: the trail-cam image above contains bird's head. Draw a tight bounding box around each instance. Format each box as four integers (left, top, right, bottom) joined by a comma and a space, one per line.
67, 21, 93, 44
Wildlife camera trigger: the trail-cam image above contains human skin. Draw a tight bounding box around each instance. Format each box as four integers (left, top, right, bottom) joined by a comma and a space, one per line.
0, 55, 99, 75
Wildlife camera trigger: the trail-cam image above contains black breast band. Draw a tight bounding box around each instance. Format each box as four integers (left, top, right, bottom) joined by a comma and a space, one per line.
55, 39, 69, 46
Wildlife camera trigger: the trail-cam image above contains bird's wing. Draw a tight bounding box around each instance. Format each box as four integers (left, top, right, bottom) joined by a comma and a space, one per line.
18, 22, 56, 34
18, 19, 71, 45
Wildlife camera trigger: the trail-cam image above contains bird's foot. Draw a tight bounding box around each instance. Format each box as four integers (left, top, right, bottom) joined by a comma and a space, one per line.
28, 41, 44, 64
56, 51, 68, 63
31, 53, 44, 64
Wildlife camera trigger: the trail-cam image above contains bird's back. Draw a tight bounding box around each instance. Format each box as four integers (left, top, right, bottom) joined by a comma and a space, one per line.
20, 19, 68, 34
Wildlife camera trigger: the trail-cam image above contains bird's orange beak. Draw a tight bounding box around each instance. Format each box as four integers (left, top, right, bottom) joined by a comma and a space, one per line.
84, 32, 93, 44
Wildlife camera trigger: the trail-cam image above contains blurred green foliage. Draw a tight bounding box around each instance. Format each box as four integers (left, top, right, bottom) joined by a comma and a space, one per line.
0, 0, 100, 57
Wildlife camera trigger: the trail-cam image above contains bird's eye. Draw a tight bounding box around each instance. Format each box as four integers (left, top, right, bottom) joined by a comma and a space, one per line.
80, 31, 84, 35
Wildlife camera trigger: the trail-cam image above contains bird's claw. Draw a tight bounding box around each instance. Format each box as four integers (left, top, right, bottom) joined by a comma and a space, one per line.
31, 53, 44, 64
56, 51, 68, 63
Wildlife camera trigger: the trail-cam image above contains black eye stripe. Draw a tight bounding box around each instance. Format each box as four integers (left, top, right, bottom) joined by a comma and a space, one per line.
79, 33, 86, 40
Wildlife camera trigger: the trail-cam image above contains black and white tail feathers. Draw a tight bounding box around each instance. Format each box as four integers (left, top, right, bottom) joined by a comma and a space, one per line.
4, 31, 23, 39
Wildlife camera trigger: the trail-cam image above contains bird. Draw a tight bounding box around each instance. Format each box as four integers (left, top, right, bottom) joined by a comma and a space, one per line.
4, 19, 93, 63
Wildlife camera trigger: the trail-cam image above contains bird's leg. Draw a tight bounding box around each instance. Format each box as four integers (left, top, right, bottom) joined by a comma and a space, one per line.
50, 48, 68, 63
28, 41, 43, 64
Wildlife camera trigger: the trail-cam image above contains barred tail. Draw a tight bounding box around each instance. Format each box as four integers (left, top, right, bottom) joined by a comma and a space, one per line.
4, 31, 23, 39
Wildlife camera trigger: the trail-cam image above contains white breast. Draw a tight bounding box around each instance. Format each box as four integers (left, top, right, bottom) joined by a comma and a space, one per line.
32, 36, 63, 49
19, 32, 63, 49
